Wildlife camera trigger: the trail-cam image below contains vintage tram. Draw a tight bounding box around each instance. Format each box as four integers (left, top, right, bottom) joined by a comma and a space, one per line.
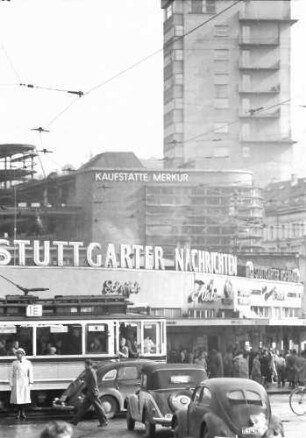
0, 289, 167, 408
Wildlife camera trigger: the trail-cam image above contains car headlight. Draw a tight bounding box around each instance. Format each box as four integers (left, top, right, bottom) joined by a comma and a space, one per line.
169, 392, 191, 411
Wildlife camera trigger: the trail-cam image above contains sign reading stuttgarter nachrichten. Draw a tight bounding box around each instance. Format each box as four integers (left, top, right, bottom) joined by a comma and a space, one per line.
0, 239, 237, 276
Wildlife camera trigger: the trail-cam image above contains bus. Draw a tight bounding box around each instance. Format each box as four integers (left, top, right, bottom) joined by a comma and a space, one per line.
0, 291, 166, 408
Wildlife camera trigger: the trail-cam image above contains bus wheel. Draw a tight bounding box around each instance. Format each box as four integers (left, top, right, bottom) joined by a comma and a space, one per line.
100, 395, 118, 419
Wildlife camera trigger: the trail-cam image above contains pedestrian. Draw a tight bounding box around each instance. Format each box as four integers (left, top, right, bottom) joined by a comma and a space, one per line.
207, 349, 221, 377
70, 359, 108, 427
250, 351, 262, 384
260, 349, 273, 388
9, 347, 33, 420
194, 350, 208, 374
295, 351, 306, 386
275, 351, 286, 387
40, 420, 73, 438
232, 350, 249, 378
286, 349, 298, 388
223, 346, 234, 377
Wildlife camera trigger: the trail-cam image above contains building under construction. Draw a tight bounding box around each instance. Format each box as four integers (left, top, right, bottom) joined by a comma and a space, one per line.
0, 149, 264, 263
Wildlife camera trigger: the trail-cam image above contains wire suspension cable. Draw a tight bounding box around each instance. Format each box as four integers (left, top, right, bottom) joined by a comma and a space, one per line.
1, 44, 22, 82
44, 0, 242, 128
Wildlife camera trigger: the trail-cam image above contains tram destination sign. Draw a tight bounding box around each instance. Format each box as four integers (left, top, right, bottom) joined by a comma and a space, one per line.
0, 239, 237, 276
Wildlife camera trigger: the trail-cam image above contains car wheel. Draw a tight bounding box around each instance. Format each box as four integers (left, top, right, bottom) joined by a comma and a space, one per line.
100, 395, 118, 419
126, 406, 135, 431
144, 410, 156, 438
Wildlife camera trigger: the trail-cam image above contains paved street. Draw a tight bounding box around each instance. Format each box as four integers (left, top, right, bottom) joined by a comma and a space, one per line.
0, 393, 305, 438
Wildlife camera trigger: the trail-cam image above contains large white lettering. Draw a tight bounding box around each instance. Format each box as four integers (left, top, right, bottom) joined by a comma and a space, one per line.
87, 242, 102, 267
0, 239, 239, 276
174, 249, 237, 276
0, 239, 11, 265
33, 240, 50, 266
104, 244, 118, 268
14, 240, 30, 266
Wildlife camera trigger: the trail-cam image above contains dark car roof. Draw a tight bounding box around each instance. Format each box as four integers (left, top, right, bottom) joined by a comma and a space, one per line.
140, 362, 204, 374
201, 378, 268, 397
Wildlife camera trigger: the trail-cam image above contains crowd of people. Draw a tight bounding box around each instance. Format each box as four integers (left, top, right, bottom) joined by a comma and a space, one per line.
168, 345, 306, 388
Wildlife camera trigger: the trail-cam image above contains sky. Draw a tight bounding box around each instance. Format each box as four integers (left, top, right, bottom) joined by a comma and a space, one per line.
0, 0, 305, 177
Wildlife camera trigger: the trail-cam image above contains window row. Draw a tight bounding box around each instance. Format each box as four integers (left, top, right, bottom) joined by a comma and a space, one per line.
0, 321, 165, 358
250, 307, 300, 319
264, 223, 306, 241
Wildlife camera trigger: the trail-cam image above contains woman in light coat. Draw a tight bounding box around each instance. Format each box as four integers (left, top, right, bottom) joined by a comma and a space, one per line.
9, 348, 33, 419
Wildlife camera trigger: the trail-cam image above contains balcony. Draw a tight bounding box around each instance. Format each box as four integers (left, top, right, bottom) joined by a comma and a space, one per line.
239, 61, 280, 71
239, 37, 279, 47
239, 84, 280, 94
239, 12, 297, 25
240, 108, 280, 118
240, 135, 295, 144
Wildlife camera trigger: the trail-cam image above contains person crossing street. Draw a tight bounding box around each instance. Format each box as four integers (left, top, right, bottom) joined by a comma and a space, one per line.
70, 359, 108, 428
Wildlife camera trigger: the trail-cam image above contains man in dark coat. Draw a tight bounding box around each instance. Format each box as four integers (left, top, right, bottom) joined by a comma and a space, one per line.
71, 359, 108, 427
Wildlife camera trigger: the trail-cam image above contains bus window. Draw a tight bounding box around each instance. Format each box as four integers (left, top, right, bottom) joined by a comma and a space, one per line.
86, 324, 108, 354
0, 326, 33, 356
143, 322, 161, 355
119, 323, 140, 358
36, 324, 82, 355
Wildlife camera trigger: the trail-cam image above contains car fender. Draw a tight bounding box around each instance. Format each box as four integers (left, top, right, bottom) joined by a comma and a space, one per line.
202, 412, 234, 437
126, 393, 142, 421
172, 409, 188, 438
141, 396, 161, 423
98, 388, 123, 410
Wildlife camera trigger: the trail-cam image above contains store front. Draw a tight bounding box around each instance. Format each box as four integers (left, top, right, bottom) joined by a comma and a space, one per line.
0, 240, 304, 356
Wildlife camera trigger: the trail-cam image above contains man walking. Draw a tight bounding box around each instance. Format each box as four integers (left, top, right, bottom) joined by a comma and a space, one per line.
70, 359, 108, 427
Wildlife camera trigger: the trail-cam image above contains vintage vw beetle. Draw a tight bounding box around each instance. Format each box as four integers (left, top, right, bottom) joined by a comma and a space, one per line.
125, 362, 207, 437
172, 377, 284, 438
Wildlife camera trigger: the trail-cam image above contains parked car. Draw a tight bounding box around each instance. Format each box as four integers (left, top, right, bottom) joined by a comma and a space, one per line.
172, 377, 284, 438
53, 359, 152, 418
125, 362, 207, 437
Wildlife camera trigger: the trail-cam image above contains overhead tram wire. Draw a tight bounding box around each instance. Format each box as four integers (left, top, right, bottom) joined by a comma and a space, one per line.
43, 0, 243, 129
0, 42, 75, 174
1, 44, 49, 178
1, 44, 22, 83
19, 83, 84, 98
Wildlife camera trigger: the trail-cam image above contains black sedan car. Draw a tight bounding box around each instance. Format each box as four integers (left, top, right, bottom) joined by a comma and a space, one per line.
53, 359, 152, 418
125, 362, 207, 437
172, 377, 284, 438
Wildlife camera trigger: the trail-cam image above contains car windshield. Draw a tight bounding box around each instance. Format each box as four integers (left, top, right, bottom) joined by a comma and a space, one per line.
150, 369, 205, 390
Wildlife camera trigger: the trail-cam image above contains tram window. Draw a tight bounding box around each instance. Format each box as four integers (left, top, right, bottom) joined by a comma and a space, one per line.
36, 324, 82, 355
143, 322, 161, 354
0, 326, 33, 356
86, 324, 108, 354
119, 323, 139, 358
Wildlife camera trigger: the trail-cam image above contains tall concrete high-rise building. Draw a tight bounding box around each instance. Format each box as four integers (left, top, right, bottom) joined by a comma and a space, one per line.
161, 0, 296, 185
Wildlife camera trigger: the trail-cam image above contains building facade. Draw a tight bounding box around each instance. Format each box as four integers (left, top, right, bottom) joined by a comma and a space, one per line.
0, 152, 264, 259
0, 262, 303, 356
161, 0, 295, 184
263, 177, 306, 312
